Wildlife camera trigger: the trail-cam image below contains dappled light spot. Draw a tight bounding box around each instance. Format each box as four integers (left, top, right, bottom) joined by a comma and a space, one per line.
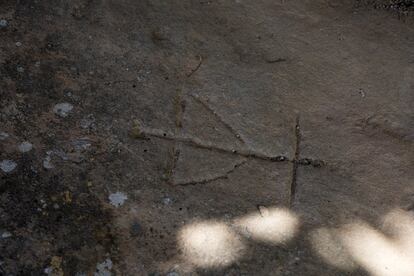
177, 207, 300, 269
339, 220, 414, 276
310, 227, 357, 270
234, 207, 299, 244
382, 209, 414, 253
178, 221, 245, 268
310, 209, 414, 276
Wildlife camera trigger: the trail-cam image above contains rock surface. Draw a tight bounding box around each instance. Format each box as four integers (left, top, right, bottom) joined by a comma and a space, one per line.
0, 0, 413, 275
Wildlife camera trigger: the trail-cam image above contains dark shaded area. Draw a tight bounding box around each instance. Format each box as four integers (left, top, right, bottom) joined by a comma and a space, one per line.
356, 0, 414, 14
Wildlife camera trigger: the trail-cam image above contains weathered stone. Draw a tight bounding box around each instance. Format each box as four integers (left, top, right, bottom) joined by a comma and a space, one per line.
0, 160, 17, 173
53, 103, 73, 117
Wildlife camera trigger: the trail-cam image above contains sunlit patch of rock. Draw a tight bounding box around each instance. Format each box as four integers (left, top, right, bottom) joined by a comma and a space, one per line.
311, 209, 414, 276
178, 221, 244, 268
234, 207, 299, 244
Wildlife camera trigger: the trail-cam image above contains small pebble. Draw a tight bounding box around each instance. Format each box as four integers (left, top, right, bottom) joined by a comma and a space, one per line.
162, 196, 173, 205
44, 267, 53, 275
0, 131, 9, 140
0, 19, 8, 28
17, 66, 25, 73
0, 160, 17, 173
18, 141, 33, 153
53, 102, 73, 117
95, 258, 113, 276
15, 41, 22, 47
1, 231, 12, 238
43, 155, 54, 169
35, 61, 41, 67
109, 192, 128, 207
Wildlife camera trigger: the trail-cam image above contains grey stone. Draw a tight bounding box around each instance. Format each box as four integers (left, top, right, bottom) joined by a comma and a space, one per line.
1, 231, 12, 238
94, 258, 113, 276
43, 155, 54, 169
0, 132, 9, 140
44, 266, 53, 275
162, 196, 173, 205
109, 192, 128, 207
0, 19, 8, 28
53, 102, 73, 117
18, 141, 33, 153
0, 160, 17, 173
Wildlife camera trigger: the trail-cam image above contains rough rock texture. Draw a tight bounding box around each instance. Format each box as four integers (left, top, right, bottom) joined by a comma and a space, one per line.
356, 0, 414, 17
1, 0, 413, 275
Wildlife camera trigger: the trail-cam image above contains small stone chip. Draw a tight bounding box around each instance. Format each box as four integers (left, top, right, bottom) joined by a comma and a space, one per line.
1, 160, 17, 173
109, 192, 128, 207
0, 19, 8, 28
162, 196, 173, 205
0, 132, 9, 140
44, 267, 53, 275
18, 141, 33, 153
1, 231, 12, 238
43, 155, 54, 170
53, 102, 73, 117
95, 258, 113, 276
